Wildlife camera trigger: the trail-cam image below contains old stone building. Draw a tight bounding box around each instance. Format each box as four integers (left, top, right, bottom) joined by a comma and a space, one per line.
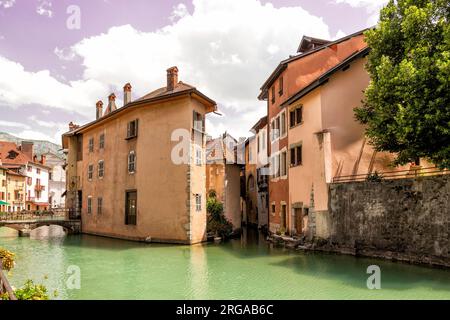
62, 67, 217, 244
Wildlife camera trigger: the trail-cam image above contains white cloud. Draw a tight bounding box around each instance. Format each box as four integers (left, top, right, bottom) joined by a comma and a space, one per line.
170, 3, 189, 22
0, 55, 108, 116
36, 0, 53, 18
0, 0, 15, 9
0, 120, 30, 129
69, 0, 331, 138
54, 47, 76, 61
335, 0, 388, 26
0, 0, 331, 139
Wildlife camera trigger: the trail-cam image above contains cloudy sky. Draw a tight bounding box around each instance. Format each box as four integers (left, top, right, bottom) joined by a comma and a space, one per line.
0, 0, 388, 144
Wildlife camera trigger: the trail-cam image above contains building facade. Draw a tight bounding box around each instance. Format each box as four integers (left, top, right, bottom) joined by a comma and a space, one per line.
0, 165, 7, 212
253, 116, 269, 229
62, 67, 217, 244
258, 30, 369, 234
43, 152, 66, 208
0, 141, 50, 212
205, 133, 242, 230
6, 170, 26, 212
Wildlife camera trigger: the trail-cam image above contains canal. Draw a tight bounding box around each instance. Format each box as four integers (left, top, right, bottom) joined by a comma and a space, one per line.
1, 228, 450, 299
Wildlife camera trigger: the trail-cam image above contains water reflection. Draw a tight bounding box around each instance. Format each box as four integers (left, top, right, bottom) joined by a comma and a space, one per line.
1, 229, 449, 300
188, 244, 209, 299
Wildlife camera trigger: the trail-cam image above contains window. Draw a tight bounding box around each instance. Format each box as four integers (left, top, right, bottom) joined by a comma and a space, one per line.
290, 145, 303, 167
126, 119, 139, 139
125, 190, 137, 225
36, 168, 41, 174
88, 164, 93, 180
280, 112, 286, 136
128, 151, 136, 173
281, 151, 287, 176
2, 179, 7, 187
27, 166, 32, 172
77, 135, 83, 161
257, 135, 260, 153
195, 194, 202, 212
36, 178, 41, 186
275, 117, 280, 139
193, 111, 205, 132
271, 86, 275, 104
97, 197, 103, 215
98, 160, 104, 178
49, 172, 53, 181
27, 177, 32, 185
88, 137, 94, 152
87, 197, 92, 214
248, 175, 255, 191
195, 147, 202, 166
290, 106, 303, 128
271, 203, 276, 214
262, 131, 266, 150
279, 76, 283, 96
99, 133, 105, 149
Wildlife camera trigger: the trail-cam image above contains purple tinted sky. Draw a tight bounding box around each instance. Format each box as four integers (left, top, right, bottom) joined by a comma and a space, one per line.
0, 0, 384, 143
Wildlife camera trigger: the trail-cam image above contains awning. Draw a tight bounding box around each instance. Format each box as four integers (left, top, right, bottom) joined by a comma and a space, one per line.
0, 200, 9, 205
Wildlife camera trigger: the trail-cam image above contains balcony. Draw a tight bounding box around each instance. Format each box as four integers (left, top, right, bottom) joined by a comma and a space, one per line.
35, 184, 45, 191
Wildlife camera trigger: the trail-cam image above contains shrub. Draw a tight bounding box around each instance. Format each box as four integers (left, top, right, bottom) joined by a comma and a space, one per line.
206, 197, 233, 238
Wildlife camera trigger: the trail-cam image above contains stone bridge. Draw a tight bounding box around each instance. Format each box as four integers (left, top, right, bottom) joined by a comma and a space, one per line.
0, 213, 81, 236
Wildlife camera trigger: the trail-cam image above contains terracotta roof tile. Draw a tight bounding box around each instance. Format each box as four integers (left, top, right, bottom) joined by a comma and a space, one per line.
0, 141, 31, 166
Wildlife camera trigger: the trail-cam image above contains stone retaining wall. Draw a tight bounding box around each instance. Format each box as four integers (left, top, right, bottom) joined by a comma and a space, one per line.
325, 175, 449, 267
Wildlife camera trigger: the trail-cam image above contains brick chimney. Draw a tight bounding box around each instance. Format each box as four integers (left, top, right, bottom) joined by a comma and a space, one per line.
33, 154, 38, 163
96, 101, 103, 120
123, 83, 132, 106
68, 122, 79, 131
166, 66, 178, 91
21, 141, 33, 160
104, 93, 117, 115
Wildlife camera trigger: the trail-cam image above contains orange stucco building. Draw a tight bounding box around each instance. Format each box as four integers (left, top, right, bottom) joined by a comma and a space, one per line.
62, 67, 217, 244
258, 29, 376, 234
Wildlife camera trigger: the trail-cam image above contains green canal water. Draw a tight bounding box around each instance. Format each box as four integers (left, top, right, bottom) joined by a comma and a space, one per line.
1, 228, 449, 300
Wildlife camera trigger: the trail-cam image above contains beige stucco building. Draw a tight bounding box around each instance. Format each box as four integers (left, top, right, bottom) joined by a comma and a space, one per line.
285, 49, 410, 238
62, 67, 217, 244
205, 133, 242, 230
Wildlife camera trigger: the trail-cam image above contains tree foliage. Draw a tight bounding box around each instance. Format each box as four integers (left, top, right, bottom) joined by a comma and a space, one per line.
206, 196, 233, 238
355, 0, 450, 168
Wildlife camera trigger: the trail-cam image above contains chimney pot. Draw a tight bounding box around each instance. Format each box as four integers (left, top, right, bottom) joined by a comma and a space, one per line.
104, 93, 117, 116
21, 141, 34, 160
123, 83, 132, 106
96, 100, 103, 120
40, 154, 46, 165
166, 66, 179, 92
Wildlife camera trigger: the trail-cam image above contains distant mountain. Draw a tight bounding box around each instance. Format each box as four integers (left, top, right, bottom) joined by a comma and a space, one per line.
0, 132, 64, 158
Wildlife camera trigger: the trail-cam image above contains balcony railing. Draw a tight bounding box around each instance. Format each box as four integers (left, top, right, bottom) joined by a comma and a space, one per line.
35, 184, 45, 191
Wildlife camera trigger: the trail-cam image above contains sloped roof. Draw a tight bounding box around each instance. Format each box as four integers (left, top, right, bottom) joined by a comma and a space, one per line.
258, 28, 369, 100
136, 82, 196, 101
0, 141, 31, 166
63, 81, 217, 140
281, 47, 370, 107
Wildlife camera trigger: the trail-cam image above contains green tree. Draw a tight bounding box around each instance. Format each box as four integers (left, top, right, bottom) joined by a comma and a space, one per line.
206, 196, 233, 238
355, 0, 450, 168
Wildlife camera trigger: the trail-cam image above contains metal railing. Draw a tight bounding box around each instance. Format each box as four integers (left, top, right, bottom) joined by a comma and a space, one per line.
0, 258, 17, 300
332, 166, 449, 183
